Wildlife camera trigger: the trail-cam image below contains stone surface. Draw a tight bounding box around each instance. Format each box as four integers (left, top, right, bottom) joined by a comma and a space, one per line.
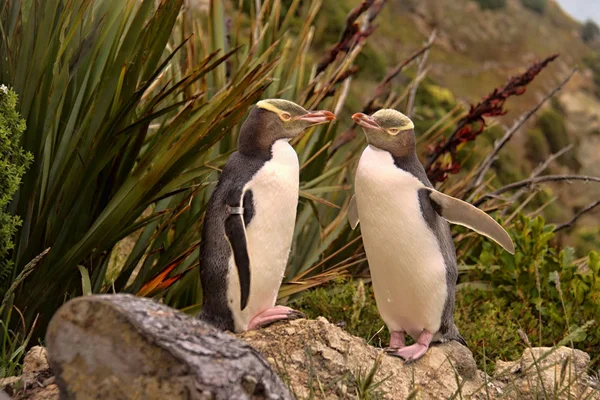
241, 317, 600, 399
21, 347, 50, 383
45, 294, 292, 400
494, 347, 600, 400
0, 376, 22, 392
241, 316, 492, 399
3, 346, 58, 400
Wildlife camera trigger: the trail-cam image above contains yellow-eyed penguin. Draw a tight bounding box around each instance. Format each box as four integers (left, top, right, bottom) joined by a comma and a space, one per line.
349, 109, 515, 361
199, 99, 336, 332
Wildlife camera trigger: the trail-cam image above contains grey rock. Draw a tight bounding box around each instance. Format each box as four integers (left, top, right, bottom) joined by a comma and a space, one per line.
494, 346, 600, 400
45, 294, 292, 400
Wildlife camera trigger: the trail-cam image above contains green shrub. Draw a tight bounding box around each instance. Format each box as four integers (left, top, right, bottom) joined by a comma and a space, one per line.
461, 214, 600, 370
454, 290, 530, 372
520, 0, 547, 14
473, 0, 507, 10
536, 108, 580, 170
581, 20, 600, 44
525, 128, 550, 163
0, 86, 32, 294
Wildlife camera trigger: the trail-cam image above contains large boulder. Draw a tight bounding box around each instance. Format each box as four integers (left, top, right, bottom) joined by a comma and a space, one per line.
45, 294, 292, 400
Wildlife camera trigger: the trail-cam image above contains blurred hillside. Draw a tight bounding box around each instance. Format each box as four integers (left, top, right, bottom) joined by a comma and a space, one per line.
310, 0, 600, 254
315, 0, 588, 106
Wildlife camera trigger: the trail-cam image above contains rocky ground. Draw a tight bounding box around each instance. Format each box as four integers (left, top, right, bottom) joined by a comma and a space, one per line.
1, 295, 598, 399
243, 317, 599, 399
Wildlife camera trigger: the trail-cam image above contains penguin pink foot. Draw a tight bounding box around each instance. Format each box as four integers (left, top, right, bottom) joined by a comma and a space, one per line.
248, 305, 304, 330
387, 330, 433, 362
384, 330, 405, 352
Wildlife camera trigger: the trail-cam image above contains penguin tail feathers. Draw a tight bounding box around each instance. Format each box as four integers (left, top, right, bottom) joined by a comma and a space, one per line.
455, 334, 468, 347
440, 325, 468, 347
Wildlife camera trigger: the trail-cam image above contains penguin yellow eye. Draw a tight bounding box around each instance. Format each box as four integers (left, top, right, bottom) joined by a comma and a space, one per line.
388, 128, 400, 135
280, 112, 292, 121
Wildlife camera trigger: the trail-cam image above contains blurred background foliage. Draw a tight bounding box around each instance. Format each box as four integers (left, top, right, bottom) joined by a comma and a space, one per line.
0, 0, 598, 377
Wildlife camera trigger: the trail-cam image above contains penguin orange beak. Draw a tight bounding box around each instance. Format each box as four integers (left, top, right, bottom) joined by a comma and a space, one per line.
352, 113, 382, 130
297, 110, 336, 125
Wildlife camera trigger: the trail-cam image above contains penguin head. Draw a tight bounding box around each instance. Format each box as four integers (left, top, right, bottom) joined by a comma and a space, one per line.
239, 99, 335, 156
352, 109, 416, 156
255, 99, 335, 138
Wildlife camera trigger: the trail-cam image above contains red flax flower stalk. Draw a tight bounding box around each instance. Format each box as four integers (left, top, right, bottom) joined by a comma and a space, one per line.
303, 0, 386, 104
315, 0, 379, 75
425, 54, 559, 183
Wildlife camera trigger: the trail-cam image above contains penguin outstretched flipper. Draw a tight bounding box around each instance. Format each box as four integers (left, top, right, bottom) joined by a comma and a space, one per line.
224, 187, 252, 310
424, 188, 515, 255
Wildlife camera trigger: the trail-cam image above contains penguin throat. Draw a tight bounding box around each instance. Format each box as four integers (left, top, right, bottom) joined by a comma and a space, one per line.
367, 143, 415, 159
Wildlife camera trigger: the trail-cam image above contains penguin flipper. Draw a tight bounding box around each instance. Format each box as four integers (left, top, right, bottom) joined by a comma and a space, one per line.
224, 189, 252, 310
348, 195, 360, 229
425, 188, 515, 255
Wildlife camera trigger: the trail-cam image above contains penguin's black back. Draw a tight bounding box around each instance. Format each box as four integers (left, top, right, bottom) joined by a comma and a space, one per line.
198, 151, 269, 331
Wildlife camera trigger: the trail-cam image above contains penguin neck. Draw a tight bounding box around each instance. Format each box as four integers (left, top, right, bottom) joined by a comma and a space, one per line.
238, 131, 275, 161
391, 151, 433, 188
238, 111, 278, 161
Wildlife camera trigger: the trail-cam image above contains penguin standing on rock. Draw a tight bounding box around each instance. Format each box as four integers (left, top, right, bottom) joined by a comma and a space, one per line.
199, 99, 336, 333
349, 109, 514, 361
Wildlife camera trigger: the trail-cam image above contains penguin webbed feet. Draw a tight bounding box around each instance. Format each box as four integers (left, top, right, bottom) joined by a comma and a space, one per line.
384, 330, 406, 353
247, 305, 305, 330
386, 330, 432, 363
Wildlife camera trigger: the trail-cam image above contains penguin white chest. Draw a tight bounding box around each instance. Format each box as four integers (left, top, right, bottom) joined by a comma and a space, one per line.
228, 139, 299, 332
354, 146, 447, 338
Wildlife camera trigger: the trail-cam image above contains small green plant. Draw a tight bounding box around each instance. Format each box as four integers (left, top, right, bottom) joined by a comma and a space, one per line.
520, 0, 547, 14
0, 86, 32, 296
0, 311, 36, 378
473, 0, 507, 10
351, 352, 390, 400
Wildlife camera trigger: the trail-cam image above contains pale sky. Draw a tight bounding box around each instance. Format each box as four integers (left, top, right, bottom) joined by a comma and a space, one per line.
556, 0, 600, 24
